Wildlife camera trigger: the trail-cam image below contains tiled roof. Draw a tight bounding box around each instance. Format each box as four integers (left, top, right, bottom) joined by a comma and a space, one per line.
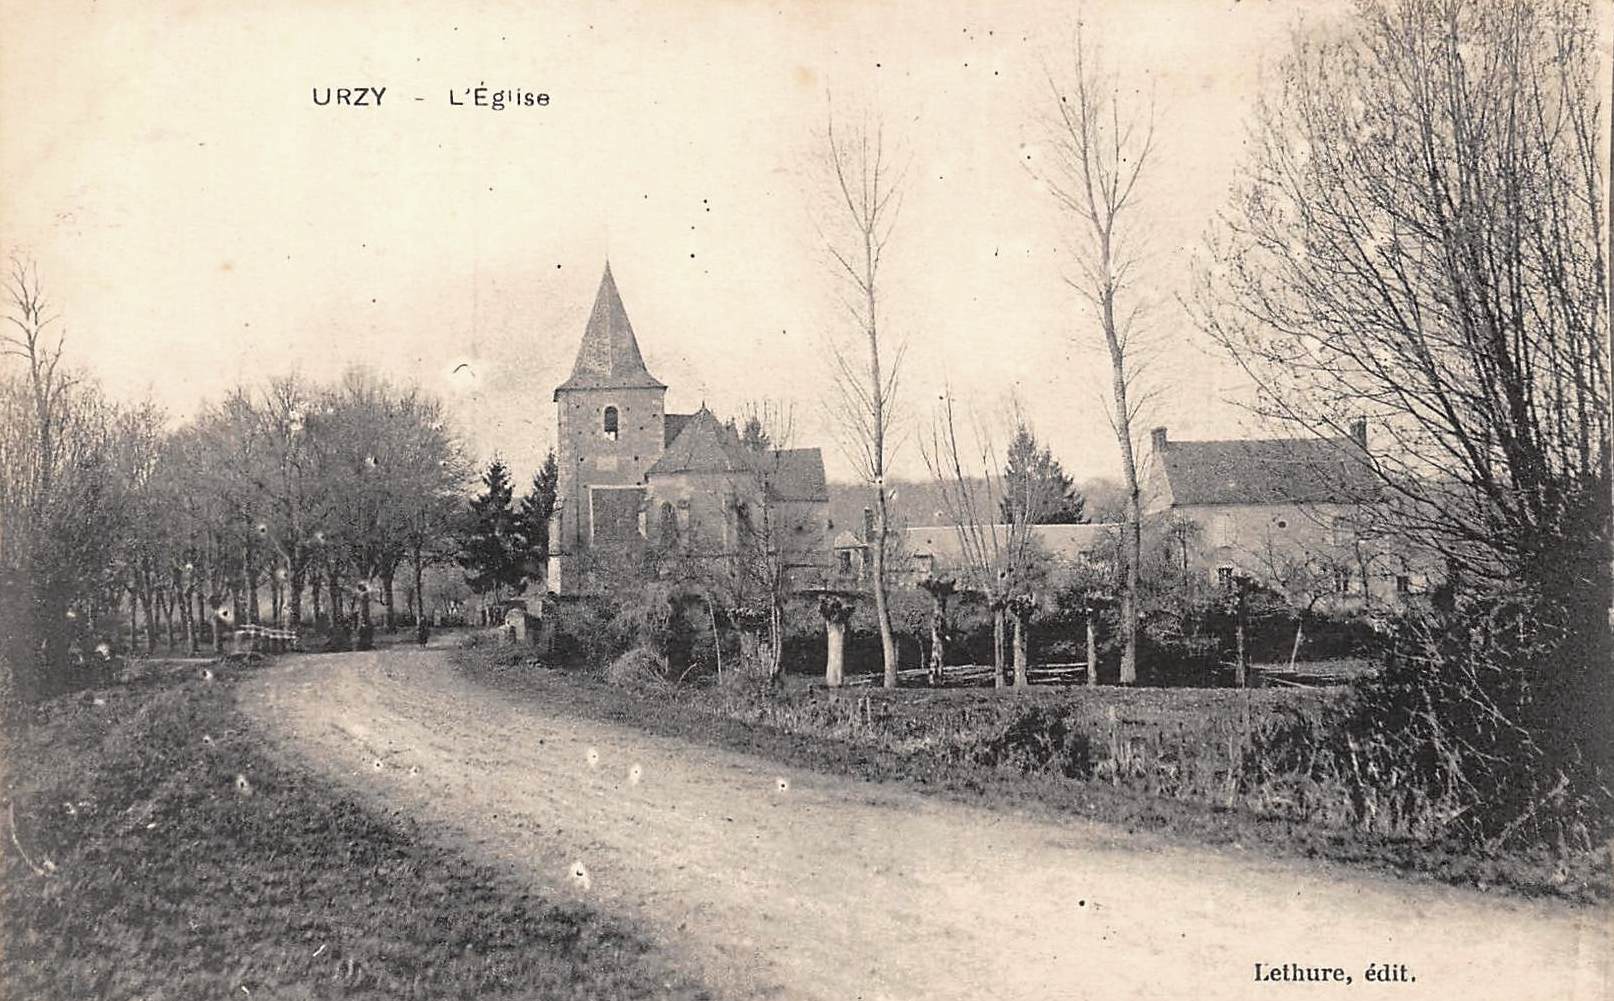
646, 409, 828, 502
903, 523, 1118, 568
645, 408, 746, 476
766, 448, 829, 503
663, 412, 693, 447
554, 263, 666, 398
1157, 437, 1379, 506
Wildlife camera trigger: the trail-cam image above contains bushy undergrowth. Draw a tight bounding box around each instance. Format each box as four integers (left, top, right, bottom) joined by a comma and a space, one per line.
1251, 602, 1614, 855
0, 664, 711, 1000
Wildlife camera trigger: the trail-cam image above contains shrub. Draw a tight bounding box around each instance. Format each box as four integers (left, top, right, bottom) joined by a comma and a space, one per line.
604, 647, 676, 689
970, 705, 1094, 778
1248, 597, 1613, 852
549, 598, 622, 667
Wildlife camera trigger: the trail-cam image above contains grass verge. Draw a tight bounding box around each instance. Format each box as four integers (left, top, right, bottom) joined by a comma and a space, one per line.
0, 658, 713, 1001
455, 646, 1610, 906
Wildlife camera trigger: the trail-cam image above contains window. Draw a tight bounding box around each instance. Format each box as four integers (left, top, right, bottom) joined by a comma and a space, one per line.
838, 551, 854, 576
1335, 568, 1353, 594
1216, 566, 1235, 589
1396, 575, 1412, 595
602, 406, 619, 440
1331, 516, 1353, 546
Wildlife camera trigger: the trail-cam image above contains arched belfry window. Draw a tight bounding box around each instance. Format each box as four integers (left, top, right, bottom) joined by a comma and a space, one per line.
603, 406, 619, 441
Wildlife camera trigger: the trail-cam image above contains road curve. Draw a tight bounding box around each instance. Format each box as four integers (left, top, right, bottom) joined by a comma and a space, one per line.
237, 647, 1610, 1001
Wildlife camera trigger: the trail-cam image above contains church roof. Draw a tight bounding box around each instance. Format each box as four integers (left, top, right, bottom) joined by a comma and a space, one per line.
1156, 437, 1379, 507
663, 412, 694, 447
553, 263, 666, 399
646, 408, 829, 502
646, 407, 747, 476
767, 449, 829, 502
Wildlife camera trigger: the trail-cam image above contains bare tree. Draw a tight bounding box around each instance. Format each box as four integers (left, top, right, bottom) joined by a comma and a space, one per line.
920, 393, 1054, 689
726, 400, 801, 682
1040, 30, 1158, 685
820, 103, 908, 688
1193, 0, 1611, 835
1194, 0, 1608, 637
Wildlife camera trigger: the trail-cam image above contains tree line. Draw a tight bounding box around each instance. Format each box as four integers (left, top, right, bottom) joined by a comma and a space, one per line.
0, 261, 475, 699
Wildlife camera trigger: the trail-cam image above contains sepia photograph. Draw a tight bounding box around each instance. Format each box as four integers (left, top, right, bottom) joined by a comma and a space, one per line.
1, 0, 1611, 998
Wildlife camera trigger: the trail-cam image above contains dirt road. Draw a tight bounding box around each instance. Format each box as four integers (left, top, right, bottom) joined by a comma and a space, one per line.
238, 648, 1609, 1001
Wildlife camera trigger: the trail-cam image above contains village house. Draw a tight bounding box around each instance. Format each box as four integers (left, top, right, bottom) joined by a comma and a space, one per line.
545, 264, 830, 594
832, 515, 1119, 587
1140, 422, 1433, 606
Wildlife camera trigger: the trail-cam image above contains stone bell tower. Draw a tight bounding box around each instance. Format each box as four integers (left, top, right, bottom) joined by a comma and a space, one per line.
547, 263, 667, 592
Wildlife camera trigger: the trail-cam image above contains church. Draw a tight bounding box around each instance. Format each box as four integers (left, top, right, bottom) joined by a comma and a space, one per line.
545, 264, 831, 594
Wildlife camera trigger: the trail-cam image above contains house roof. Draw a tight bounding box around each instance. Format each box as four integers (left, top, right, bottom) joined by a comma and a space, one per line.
903, 523, 1118, 568
553, 263, 667, 399
767, 448, 829, 503
832, 530, 865, 550
646, 408, 829, 502
1156, 437, 1379, 506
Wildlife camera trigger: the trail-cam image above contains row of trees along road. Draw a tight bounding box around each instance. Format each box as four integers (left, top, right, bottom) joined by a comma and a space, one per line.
1, 256, 471, 702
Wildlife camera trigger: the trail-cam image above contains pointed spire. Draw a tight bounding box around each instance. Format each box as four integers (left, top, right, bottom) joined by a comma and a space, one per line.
554, 263, 666, 398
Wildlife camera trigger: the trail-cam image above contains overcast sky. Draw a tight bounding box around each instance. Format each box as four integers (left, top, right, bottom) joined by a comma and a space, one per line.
4, 0, 1605, 485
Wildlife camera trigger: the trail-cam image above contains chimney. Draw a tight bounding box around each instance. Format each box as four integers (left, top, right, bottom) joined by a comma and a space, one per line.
862, 507, 875, 545
1151, 426, 1168, 452
1348, 417, 1368, 450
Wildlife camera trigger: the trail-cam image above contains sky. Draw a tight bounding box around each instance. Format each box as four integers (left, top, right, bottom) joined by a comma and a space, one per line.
2, 0, 1606, 486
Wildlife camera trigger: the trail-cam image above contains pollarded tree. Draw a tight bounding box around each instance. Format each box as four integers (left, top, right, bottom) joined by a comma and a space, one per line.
921, 393, 1057, 689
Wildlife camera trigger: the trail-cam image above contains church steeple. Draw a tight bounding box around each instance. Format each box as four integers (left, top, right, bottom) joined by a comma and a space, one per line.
553, 262, 666, 400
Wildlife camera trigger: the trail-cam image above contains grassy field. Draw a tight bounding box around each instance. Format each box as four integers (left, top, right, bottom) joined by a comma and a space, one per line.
457, 643, 1610, 905
0, 656, 714, 1001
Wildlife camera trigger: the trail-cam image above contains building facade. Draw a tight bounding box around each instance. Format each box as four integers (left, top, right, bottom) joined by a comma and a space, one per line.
1141, 423, 1435, 606
546, 264, 830, 593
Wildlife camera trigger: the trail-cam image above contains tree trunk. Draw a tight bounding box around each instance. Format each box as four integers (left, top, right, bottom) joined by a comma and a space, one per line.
382, 570, 396, 631
195, 587, 209, 651
872, 500, 898, 688
183, 584, 197, 654
412, 548, 426, 631
1102, 257, 1142, 686
991, 606, 1006, 688
825, 618, 846, 687
289, 563, 305, 629
737, 628, 761, 674
127, 589, 138, 652
1235, 592, 1248, 689
768, 601, 784, 682
327, 568, 343, 630
927, 596, 947, 686
245, 545, 260, 625
142, 581, 157, 654
1086, 614, 1098, 687
1012, 610, 1029, 689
